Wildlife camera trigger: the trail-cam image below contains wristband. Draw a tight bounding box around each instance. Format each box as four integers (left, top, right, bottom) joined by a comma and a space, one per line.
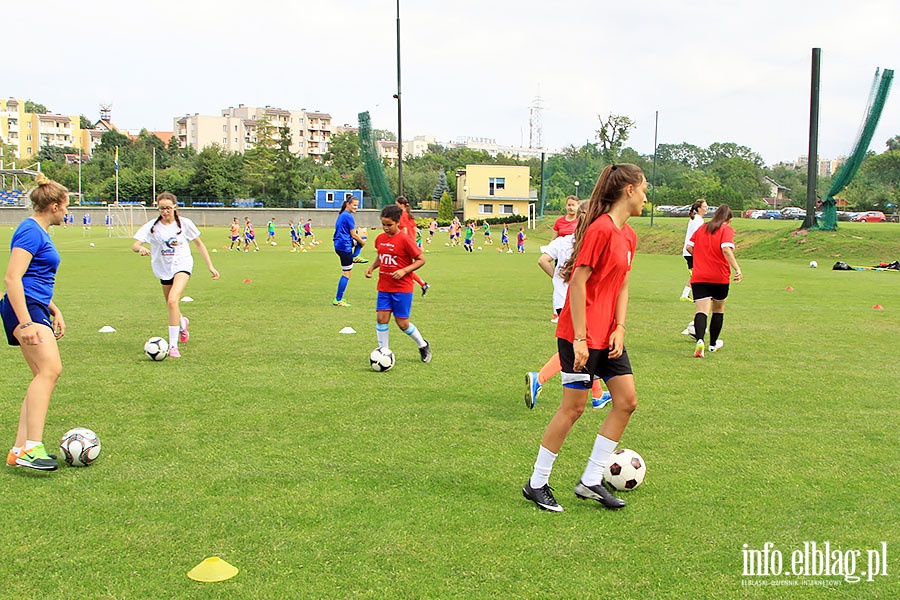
573, 338, 586, 343
18, 321, 34, 330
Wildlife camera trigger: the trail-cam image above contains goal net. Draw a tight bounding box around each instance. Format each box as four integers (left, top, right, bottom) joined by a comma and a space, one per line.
107, 203, 148, 238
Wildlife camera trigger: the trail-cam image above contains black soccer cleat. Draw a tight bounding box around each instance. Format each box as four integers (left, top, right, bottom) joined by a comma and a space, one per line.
419, 341, 432, 363
523, 481, 564, 512
421, 282, 430, 297
574, 480, 626, 510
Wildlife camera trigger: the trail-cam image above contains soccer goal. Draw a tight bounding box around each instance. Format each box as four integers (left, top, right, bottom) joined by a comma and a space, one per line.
107, 203, 148, 238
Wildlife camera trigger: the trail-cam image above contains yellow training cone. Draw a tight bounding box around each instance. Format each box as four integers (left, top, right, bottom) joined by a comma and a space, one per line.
187, 556, 238, 582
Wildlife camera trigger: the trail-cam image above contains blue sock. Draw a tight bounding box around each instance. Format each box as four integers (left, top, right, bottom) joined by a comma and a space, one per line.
335, 275, 349, 301
352, 243, 362, 258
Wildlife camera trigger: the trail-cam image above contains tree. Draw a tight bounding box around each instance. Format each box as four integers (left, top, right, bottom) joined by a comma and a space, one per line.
80, 115, 93, 129
596, 113, 635, 163
191, 145, 242, 200
242, 116, 277, 198
886, 135, 900, 151
24, 100, 48, 114
431, 170, 449, 201
438, 190, 454, 222
326, 131, 361, 174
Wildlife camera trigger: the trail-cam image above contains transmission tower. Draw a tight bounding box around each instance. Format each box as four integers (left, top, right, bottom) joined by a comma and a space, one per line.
99, 102, 113, 122
529, 95, 543, 149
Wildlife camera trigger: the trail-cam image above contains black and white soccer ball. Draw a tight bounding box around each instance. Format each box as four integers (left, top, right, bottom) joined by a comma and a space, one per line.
369, 347, 395, 372
144, 336, 169, 361
59, 427, 102, 467
603, 448, 646, 491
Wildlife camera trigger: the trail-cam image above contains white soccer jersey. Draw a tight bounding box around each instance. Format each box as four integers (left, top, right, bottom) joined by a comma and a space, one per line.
683, 215, 704, 257
540, 234, 575, 311
134, 217, 201, 280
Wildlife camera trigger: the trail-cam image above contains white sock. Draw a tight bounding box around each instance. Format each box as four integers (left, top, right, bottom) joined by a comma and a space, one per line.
581, 434, 618, 486
681, 285, 691, 298
25, 440, 41, 451
376, 323, 390, 349
403, 324, 427, 348
529, 446, 558, 489
12, 446, 21, 455
168, 325, 180, 349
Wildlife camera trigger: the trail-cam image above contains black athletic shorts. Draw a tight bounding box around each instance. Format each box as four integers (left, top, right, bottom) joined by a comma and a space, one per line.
691, 282, 729, 301
557, 337, 633, 389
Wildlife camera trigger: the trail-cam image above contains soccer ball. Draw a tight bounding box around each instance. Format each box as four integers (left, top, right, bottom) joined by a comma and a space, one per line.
144, 336, 169, 361
369, 347, 395, 372
59, 428, 101, 467
477, 246, 482, 251
603, 448, 646, 491
809, 260, 818, 268
271, 241, 277, 247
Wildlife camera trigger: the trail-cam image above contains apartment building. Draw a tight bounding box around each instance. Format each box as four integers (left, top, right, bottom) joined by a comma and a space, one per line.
0, 98, 96, 160
174, 104, 332, 160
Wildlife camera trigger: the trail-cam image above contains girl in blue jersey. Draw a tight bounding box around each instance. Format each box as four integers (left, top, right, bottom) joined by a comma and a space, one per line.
1, 174, 69, 471
332, 197, 366, 307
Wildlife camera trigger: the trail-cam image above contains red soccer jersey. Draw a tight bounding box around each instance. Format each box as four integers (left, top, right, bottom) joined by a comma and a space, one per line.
399, 211, 417, 242
375, 231, 422, 293
689, 223, 735, 285
556, 214, 636, 350
553, 215, 578, 237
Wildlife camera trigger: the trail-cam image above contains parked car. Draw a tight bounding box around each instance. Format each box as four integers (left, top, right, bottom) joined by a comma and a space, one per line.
850, 211, 887, 222
748, 210, 768, 219
780, 207, 806, 220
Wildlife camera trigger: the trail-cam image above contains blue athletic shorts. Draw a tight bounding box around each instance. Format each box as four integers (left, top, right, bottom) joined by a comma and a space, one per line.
1, 295, 53, 346
376, 291, 413, 318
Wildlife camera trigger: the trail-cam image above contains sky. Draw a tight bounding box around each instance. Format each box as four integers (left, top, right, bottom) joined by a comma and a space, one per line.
8, 0, 900, 166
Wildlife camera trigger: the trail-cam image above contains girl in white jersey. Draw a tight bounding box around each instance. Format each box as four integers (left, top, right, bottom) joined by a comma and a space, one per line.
132, 193, 219, 357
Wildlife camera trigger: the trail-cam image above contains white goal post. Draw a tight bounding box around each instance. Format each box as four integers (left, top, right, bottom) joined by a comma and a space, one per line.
107, 203, 148, 238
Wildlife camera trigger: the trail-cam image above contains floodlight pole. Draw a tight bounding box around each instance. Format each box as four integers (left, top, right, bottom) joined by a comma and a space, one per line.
395, 0, 403, 197
803, 48, 821, 230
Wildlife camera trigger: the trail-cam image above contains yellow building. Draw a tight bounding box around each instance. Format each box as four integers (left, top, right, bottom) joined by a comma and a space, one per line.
455, 164, 533, 221
1, 98, 88, 160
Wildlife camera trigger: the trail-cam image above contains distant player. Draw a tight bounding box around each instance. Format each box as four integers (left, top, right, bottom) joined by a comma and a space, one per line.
501, 224, 511, 253
365, 204, 432, 363
229, 217, 241, 251
463, 221, 475, 253
483, 221, 493, 245
303, 219, 315, 245
517, 227, 527, 253
131, 192, 219, 358
428, 218, 437, 243
289, 220, 301, 252
243, 217, 260, 252
266, 218, 276, 245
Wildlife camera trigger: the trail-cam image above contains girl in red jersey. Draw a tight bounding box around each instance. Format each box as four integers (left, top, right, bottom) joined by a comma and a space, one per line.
523, 164, 646, 513
685, 204, 743, 358
551, 195, 580, 240
395, 196, 430, 296
365, 205, 432, 363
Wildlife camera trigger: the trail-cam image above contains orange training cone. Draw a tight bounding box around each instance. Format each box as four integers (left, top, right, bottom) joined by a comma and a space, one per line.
187, 556, 238, 582
243, 279, 252, 283
785, 286, 794, 291
873, 304, 884, 310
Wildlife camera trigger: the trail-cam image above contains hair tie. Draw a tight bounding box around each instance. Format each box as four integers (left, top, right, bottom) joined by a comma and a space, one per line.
610, 164, 617, 171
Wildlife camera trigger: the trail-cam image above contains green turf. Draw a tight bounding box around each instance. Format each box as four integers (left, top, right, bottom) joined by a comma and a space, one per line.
0, 220, 897, 599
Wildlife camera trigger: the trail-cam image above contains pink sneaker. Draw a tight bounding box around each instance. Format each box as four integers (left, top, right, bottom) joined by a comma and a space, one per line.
179, 316, 190, 343
168, 346, 181, 358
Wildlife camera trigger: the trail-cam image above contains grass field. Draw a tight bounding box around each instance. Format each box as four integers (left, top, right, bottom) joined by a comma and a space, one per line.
0, 217, 897, 599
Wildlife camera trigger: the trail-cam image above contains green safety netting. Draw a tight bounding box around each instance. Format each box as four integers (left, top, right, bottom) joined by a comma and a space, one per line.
358, 111, 394, 209
817, 68, 894, 230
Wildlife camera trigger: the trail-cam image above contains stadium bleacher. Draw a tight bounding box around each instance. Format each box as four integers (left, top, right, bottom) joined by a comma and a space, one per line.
0, 190, 26, 206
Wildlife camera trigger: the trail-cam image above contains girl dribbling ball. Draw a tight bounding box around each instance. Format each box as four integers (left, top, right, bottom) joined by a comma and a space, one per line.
131, 193, 219, 358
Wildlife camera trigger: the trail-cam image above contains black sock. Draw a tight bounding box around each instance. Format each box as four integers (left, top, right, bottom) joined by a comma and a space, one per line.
694, 312, 708, 343
709, 313, 724, 345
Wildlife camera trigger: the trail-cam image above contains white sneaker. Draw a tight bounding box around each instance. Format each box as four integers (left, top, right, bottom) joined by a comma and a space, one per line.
681, 322, 695, 336
709, 340, 724, 352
